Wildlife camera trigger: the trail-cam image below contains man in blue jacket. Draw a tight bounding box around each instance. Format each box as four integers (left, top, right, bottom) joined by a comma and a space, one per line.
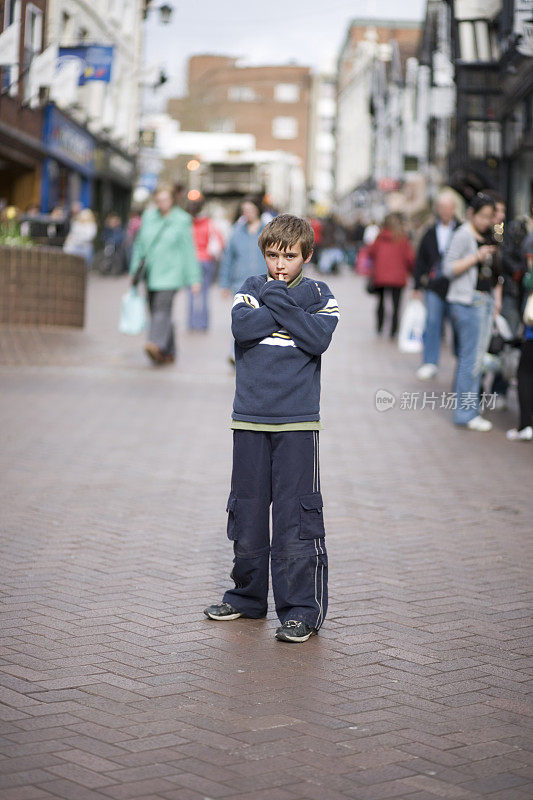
204, 214, 340, 642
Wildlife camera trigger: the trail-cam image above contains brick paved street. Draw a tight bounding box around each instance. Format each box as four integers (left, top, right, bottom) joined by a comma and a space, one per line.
1, 270, 532, 800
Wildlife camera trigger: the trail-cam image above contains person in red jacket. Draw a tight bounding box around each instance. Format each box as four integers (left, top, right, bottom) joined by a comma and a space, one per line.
187, 197, 225, 331
368, 213, 415, 337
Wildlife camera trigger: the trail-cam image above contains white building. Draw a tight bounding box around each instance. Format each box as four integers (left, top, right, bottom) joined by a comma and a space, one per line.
45, 0, 144, 150
307, 74, 336, 212
334, 18, 421, 216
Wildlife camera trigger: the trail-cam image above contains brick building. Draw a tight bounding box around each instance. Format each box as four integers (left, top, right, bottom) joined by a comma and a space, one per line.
167, 55, 312, 181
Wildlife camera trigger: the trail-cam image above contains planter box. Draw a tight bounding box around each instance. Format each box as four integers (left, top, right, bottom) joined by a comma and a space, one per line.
0, 246, 86, 328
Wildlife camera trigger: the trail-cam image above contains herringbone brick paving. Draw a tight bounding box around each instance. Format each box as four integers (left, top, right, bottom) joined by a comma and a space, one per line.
1, 271, 532, 800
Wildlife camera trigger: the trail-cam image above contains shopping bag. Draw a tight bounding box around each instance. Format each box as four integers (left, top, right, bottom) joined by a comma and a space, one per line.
119, 287, 147, 335
398, 298, 427, 353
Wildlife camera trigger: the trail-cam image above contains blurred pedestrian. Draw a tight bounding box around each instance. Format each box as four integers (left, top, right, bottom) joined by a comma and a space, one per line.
317, 216, 345, 274
187, 196, 225, 331
219, 196, 265, 295
368, 213, 415, 337
63, 207, 97, 267
129, 184, 201, 365
414, 191, 460, 380
507, 259, 533, 441
219, 197, 265, 364
96, 211, 126, 275
442, 193, 497, 431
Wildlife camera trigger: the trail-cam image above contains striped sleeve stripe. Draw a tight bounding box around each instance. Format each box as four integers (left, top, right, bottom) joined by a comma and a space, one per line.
233, 292, 259, 309
316, 297, 340, 318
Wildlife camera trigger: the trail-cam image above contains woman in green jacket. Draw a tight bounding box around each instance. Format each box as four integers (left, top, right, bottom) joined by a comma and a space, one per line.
130, 185, 201, 364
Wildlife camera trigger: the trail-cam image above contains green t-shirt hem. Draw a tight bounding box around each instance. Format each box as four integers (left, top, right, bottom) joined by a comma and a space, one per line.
231, 420, 323, 432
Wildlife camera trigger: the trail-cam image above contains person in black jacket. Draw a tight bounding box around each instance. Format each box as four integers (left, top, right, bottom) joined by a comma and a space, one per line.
413, 192, 460, 380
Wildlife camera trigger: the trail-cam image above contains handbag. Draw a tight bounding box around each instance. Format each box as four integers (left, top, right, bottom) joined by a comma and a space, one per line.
131, 219, 169, 287
365, 276, 376, 294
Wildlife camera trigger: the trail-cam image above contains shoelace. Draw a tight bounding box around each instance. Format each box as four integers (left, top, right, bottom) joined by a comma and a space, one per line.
284, 620, 301, 628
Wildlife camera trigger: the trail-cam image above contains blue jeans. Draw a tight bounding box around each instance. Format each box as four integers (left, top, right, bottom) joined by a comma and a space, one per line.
188, 260, 215, 330
422, 290, 448, 366
449, 299, 482, 425
474, 292, 495, 377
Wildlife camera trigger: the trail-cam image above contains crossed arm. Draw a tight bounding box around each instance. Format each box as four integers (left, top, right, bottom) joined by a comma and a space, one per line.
231, 280, 339, 355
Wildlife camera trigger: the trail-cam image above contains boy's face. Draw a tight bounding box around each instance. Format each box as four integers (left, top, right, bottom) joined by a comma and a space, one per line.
264, 240, 312, 283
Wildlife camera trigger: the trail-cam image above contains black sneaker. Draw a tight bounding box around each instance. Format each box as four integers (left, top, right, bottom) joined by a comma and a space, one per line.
275, 620, 317, 643
203, 602, 242, 621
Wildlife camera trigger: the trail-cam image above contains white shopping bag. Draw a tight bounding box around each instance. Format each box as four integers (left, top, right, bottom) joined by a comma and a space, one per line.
119, 287, 147, 336
398, 298, 427, 354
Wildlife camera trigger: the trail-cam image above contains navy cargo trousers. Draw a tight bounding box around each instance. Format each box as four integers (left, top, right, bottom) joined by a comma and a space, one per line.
222, 429, 328, 629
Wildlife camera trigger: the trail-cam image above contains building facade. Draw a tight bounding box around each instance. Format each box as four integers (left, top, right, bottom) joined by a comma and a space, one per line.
167, 55, 312, 185
368, 1, 456, 217
0, 0, 47, 209
307, 73, 336, 212
335, 18, 421, 213
447, 0, 533, 216
0, 0, 142, 217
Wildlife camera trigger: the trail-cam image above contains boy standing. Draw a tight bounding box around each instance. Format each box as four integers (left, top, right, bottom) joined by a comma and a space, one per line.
204, 215, 339, 642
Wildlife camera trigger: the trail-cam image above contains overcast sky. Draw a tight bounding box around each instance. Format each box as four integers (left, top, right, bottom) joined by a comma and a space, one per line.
144, 0, 426, 109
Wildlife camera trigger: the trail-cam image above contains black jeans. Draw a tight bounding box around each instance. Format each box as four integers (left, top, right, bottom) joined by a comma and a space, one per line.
375, 286, 402, 336
518, 340, 533, 431
147, 290, 176, 356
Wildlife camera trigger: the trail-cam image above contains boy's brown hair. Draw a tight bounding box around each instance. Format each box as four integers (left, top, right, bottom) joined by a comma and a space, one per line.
258, 214, 314, 260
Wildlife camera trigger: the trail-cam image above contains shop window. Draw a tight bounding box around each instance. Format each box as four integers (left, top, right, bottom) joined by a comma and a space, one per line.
272, 116, 298, 139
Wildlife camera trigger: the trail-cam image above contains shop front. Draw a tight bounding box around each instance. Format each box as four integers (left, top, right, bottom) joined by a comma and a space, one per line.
40, 103, 96, 212
93, 144, 136, 222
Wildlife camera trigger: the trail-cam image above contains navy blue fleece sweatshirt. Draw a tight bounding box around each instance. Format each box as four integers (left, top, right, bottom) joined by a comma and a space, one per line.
231, 275, 340, 424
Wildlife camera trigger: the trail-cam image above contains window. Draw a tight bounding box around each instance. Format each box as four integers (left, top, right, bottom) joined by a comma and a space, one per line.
467, 121, 501, 159
274, 83, 300, 103
4, 0, 19, 27
2, 0, 21, 96
209, 118, 235, 133
457, 19, 499, 62
23, 3, 42, 100
227, 86, 257, 102
272, 116, 298, 139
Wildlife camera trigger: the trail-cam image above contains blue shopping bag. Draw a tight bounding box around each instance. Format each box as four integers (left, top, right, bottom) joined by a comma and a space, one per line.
119, 287, 147, 335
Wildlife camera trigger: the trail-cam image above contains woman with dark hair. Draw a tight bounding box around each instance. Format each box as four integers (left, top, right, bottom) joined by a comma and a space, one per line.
368, 213, 415, 337
443, 193, 497, 430
218, 196, 265, 364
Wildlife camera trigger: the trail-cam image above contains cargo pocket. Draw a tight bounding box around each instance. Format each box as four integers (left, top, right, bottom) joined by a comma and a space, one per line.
226, 492, 237, 540
299, 492, 325, 539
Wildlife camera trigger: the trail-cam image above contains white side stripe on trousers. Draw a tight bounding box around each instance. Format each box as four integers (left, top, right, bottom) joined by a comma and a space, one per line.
312, 430, 324, 628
